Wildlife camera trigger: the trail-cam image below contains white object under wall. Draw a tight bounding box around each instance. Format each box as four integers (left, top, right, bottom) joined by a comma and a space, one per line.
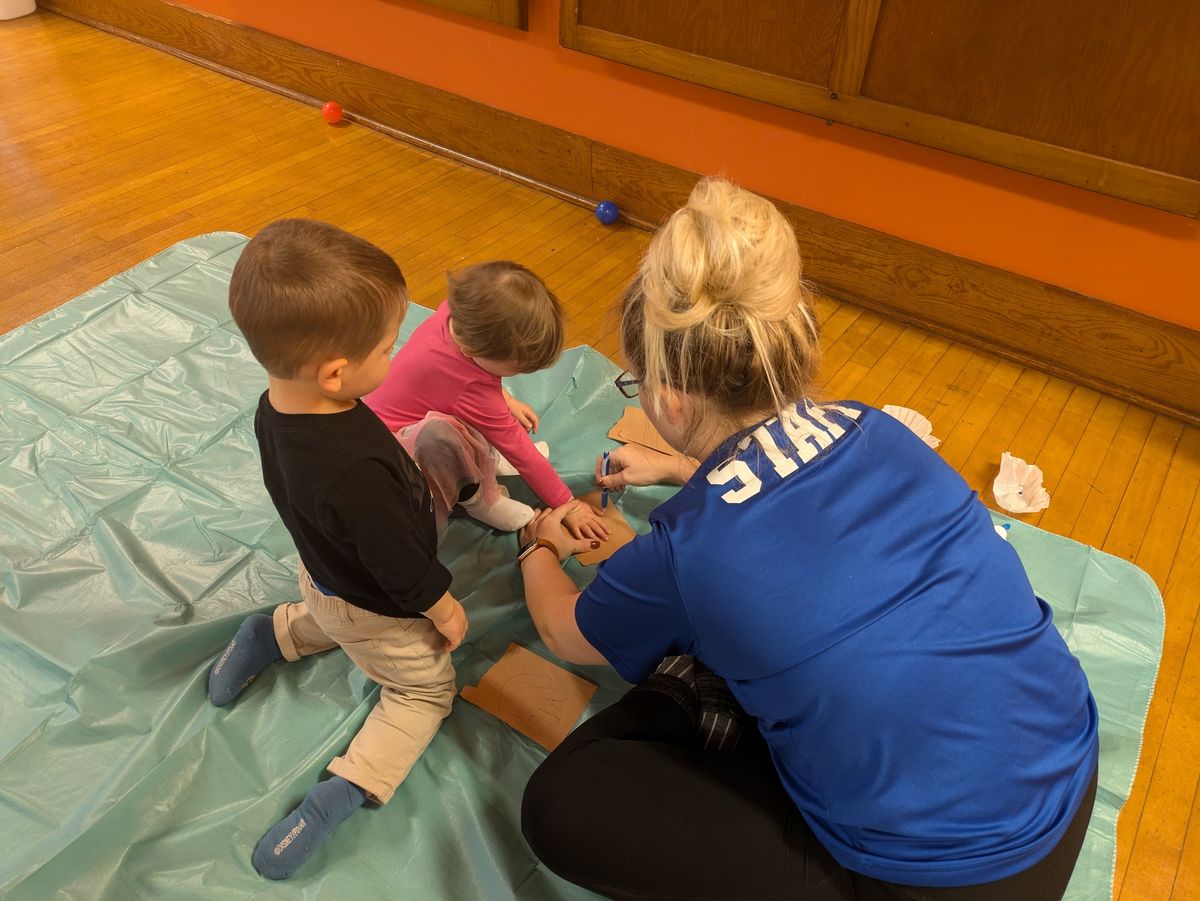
0, 0, 36, 19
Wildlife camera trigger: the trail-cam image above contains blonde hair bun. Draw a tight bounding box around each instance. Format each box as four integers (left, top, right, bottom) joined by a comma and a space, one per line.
622, 177, 821, 430
643, 178, 805, 331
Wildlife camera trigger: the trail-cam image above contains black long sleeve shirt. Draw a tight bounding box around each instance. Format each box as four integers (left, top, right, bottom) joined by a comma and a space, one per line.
255, 393, 451, 617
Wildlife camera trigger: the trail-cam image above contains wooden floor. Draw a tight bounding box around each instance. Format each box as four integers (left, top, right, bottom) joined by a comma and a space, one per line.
3, 12, 1199, 899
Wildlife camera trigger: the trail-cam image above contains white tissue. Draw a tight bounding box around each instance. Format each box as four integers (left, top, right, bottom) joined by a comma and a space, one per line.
993, 452, 1050, 514
882, 405, 941, 449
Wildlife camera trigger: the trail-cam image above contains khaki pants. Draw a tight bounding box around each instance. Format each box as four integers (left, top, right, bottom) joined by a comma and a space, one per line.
272, 563, 455, 804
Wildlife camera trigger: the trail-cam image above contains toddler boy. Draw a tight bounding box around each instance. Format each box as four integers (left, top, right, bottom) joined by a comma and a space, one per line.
208, 219, 466, 879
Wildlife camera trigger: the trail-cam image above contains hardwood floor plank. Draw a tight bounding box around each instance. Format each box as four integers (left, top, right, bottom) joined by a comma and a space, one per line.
1038, 396, 1133, 534
1114, 429, 1200, 897
957, 368, 1053, 497
1069, 407, 1157, 550
834, 326, 934, 407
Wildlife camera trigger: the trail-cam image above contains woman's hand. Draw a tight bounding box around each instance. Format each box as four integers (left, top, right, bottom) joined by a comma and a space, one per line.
596, 444, 696, 489
504, 391, 539, 433
520, 504, 601, 561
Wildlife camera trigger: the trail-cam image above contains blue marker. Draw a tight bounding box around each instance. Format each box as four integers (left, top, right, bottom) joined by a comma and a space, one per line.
601, 451, 610, 510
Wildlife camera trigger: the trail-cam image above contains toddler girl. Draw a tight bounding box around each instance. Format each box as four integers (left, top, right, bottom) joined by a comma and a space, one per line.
365, 261, 607, 539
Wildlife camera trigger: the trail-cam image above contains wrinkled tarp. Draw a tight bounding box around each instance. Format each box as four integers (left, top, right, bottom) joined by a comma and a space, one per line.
0, 234, 1163, 900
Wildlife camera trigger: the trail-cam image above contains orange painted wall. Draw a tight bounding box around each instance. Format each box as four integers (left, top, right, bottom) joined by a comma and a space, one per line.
188, 0, 1199, 330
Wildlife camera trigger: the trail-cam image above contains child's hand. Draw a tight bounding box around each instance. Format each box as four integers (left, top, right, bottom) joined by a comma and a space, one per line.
424, 593, 469, 651
563, 501, 611, 541
520, 504, 602, 560
504, 392, 539, 433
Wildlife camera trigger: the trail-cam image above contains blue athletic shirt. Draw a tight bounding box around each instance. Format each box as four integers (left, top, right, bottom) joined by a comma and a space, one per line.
575, 401, 1098, 887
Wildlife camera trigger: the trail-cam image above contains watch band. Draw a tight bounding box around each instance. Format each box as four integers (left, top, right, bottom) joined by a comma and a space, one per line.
516, 537, 561, 567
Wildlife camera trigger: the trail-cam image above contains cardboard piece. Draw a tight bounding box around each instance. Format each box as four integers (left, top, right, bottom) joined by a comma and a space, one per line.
460, 644, 598, 751
607, 406, 675, 456
570, 489, 637, 565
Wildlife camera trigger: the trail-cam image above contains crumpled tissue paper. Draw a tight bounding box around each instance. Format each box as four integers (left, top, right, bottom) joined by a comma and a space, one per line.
882, 405, 941, 449
993, 452, 1051, 513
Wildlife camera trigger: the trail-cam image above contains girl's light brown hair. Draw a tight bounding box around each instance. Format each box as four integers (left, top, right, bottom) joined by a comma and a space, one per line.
620, 177, 821, 433
229, 219, 408, 378
447, 261, 564, 373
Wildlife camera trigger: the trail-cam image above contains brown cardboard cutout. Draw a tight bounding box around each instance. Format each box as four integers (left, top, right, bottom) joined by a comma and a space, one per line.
607, 406, 675, 456
460, 644, 597, 750
570, 489, 636, 565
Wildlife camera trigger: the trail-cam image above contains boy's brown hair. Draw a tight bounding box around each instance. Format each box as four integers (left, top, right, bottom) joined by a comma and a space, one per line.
447, 261, 564, 373
229, 219, 408, 378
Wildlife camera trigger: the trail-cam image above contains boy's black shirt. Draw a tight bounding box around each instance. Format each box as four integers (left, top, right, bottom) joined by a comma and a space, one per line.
255, 392, 451, 617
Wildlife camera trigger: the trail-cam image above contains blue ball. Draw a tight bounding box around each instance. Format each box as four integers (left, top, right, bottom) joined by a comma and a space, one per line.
594, 200, 619, 225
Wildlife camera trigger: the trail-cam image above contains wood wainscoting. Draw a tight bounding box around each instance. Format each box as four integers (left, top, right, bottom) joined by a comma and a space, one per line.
416, 0, 527, 30
39, 0, 1200, 426
562, 0, 1200, 217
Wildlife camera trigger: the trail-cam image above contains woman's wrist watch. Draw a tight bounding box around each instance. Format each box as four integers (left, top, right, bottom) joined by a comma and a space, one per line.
516, 537, 562, 568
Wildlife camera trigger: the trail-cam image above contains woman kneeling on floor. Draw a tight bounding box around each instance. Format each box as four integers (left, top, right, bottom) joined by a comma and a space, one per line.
515, 177, 1098, 901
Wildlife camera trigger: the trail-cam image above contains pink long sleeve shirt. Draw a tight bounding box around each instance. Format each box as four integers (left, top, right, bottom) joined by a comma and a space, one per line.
364, 303, 573, 508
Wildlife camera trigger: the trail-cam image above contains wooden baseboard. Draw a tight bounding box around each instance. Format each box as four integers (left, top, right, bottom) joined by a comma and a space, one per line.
40, 0, 1200, 425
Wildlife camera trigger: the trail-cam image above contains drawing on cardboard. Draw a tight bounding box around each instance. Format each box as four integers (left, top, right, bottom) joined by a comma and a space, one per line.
460, 644, 598, 750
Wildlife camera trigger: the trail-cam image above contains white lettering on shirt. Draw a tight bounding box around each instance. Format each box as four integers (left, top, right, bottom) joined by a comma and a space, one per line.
824, 403, 863, 423
745, 422, 799, 478
706, 457, 763, 504
806, 404, 847, 439
779, 407, 832, 462
710, 404, 862, 505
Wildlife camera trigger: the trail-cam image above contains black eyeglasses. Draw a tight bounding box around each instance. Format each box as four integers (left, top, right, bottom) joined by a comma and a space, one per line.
614, 371, 640, 399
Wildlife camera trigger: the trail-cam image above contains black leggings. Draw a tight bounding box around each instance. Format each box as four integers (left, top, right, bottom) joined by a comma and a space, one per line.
521, 689, 1097, 901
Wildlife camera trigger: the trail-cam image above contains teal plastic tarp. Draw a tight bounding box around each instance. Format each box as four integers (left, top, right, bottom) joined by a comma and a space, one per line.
0, 234, 1163, 899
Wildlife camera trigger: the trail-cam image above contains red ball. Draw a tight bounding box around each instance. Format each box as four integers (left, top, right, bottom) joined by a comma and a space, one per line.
321, 101, 343, 124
